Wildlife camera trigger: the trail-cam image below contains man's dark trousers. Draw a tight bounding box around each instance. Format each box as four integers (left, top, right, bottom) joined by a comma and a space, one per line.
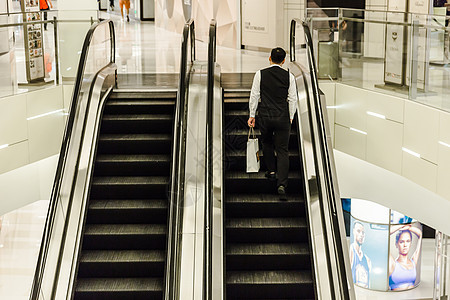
260, 116, 290, 188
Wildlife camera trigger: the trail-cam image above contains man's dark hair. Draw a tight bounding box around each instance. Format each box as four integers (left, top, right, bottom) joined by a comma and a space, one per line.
270, 47, 286, 64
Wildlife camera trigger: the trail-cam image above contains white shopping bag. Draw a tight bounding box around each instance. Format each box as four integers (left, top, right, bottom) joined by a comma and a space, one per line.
246, 127, 260, 173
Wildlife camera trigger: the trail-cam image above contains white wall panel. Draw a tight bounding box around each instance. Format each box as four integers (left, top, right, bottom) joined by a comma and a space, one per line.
402, 152, 437, 192
335, 84, 367, 131
365, 90, 404, 123
335, 124, 366, 160
366, 116, 403, 173
403, 101, 439, 164
0, 94, 27, 146
63, 85, 74, 111
439, 111, 450, 144
319, 81, 336, 144
27, 113, 64, 163
26, 86, 64, 118
0, 141, 29, 174
437, 144, 450, 199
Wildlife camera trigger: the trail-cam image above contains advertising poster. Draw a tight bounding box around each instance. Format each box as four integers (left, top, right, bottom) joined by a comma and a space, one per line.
21, 0, 45, 82
384, 12, 406, 85
350, 217, 389, 291
388, 222, 423, 291
242, 0, 269, 34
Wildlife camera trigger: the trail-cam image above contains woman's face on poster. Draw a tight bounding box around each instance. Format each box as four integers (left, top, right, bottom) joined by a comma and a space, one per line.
397, 232, 411, 255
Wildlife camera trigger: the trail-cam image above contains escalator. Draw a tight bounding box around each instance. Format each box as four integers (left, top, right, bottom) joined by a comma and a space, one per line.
223, 90, 315, 299
73, 91, 176, 299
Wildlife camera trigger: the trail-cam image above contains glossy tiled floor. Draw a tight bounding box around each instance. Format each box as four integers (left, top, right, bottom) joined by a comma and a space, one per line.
0, 11, 447, 300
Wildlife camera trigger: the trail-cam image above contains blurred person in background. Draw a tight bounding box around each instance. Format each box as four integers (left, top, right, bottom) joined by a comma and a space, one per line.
39, 0, 53, 30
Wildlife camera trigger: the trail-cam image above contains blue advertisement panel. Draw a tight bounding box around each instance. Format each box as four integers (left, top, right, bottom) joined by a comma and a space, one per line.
350, 217, 389, 291
388, 223, 423, 291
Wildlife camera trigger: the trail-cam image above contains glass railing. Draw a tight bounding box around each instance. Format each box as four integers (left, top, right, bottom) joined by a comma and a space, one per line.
0, 10, 99, 98
434, 231, 450, 300
290, 18, 356, 299
164, 18, 195, 300
30, 19, 116, 300
306, 7, 450, 112
204, 18, 216, 300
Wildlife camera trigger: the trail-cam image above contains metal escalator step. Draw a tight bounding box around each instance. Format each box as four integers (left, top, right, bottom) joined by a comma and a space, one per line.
102, 114, 173, 121
225, 171, 301, 180
75, 277, 163, 299
226, 218, 306, 229
92, 176, 168, 186
77, 250, 165, 278
227, 270, 312, 284
99, 133, 172, 142
82, 224, 166, 250
94, 154, 171, 176
109, 92, 176, 99
226, 218, 307, 243
96, 154, 170, 164
226, 243, 311, 271
225, 194, 304, 218
226, 193, 302, 203
80, 250, 165, 263
89, 199, 167, 210
84, 224, 166, 235
225, 110, 249, 116
226, 270, 314, 299
227, 243, 309, 256
97, 134, 172, 155
87, 199, 167, 224
225, 129, 297, 136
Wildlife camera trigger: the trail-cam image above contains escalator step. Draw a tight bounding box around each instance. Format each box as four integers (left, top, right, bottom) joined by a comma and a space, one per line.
78, 250, 165, 277
225, 193, 304, 218
105, 99, 175, 115
97, 134, 172, 154
226, 243, 311, 271
226, 270, 314, 299
225, 171, 302, 193
87, 199, 167, 224
226, 218, 307, 243
90, 176, 169, 199
101, 114, 173, 134
75, 277, 163, 300
82, 224, 166, 250
94, 154, 171, 176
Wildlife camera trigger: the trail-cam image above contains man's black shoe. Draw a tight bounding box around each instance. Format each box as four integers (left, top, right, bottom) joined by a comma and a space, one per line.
277, 185, 287, 200
265, 171, 276, 181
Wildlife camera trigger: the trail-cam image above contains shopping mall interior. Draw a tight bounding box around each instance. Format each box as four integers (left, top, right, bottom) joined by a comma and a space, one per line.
0, 0, 450, 299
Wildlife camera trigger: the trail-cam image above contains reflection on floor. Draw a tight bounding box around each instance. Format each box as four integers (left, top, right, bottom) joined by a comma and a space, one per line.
0, 200, 48, 299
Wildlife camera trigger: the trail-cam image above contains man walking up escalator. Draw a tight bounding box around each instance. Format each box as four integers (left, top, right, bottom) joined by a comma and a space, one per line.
247, 47, 297, 200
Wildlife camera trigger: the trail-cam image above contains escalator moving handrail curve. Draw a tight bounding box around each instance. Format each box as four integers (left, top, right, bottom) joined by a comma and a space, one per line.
30, 20, 115, 300
165, 18, 195, 300
204, 18, 217, 300
290, 18, 351, 299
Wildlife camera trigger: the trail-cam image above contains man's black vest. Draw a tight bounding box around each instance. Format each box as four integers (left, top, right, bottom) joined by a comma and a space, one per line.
259, 66, 290, 118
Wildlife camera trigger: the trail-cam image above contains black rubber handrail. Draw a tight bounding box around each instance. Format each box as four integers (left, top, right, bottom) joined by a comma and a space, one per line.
204, 18, 217, 300
290, 18, 351, 299
29, 20, 115, 300
164, 18, 195, 300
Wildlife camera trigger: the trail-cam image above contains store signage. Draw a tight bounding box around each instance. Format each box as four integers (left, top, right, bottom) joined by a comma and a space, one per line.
21, 0, 45, 82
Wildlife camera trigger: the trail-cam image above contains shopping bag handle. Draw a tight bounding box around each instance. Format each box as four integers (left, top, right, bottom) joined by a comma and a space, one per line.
248, 127, 256, 140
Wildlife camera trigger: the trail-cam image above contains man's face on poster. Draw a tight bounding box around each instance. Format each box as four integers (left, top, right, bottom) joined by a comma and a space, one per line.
354, 223, 365, 246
